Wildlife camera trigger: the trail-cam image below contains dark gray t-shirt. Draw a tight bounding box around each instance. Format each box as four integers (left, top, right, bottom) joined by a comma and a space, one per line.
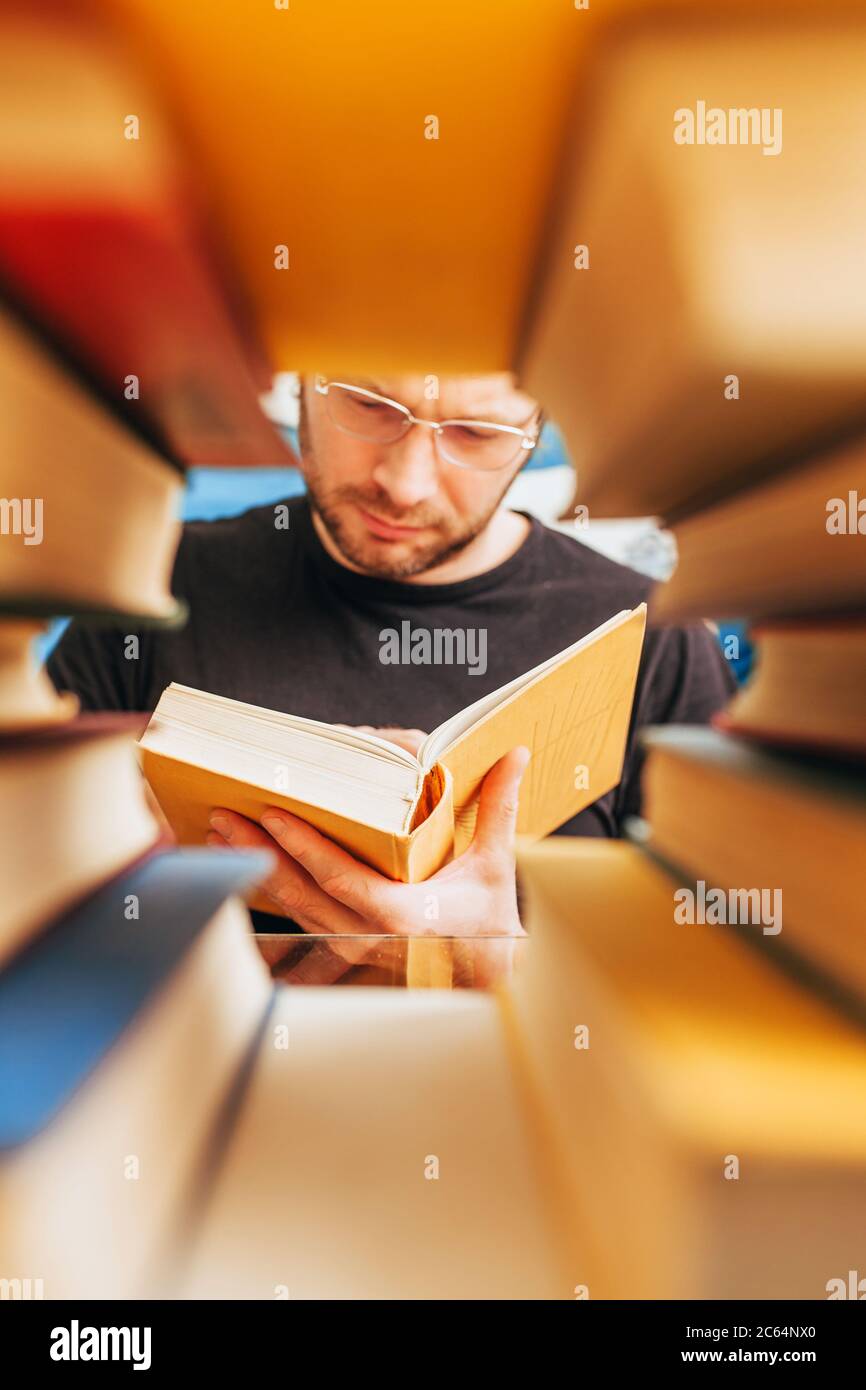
49, 497, 734, 839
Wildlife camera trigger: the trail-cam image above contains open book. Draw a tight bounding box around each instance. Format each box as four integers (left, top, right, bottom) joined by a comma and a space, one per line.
140, 606, 646, 888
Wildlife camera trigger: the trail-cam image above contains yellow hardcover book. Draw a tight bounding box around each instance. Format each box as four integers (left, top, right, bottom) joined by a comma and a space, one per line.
512, 838, 866, 1299
139, 606, 646, 907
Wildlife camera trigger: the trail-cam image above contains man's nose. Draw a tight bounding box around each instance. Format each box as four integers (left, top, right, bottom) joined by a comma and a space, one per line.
371, 425, 440, 509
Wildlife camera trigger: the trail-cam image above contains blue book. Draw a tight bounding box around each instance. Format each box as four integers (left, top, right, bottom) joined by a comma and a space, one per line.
0, 847, 273, 1299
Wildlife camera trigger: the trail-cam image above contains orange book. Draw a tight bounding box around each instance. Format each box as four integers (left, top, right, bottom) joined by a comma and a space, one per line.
139, 606, 646, 902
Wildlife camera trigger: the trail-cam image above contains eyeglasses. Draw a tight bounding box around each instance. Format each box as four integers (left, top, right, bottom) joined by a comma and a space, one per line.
314, 377, 543, 472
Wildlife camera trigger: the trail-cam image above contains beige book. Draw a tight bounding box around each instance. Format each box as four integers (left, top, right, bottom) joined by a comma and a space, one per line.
0, 722, 159, 969
0, 893, 271, 1299
140, 605, 646, 900
0, 305, 182, 621
512, 837, 866, 1299
640, 724, 866, 1007
176, 987, 563, 1300
0, 619, 77, 730
652, 435, 866, 621
520, 17, 866, 519
721, 620, 866, 755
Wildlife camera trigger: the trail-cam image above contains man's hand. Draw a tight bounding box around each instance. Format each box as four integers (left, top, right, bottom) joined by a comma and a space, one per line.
206, 744, 530, 986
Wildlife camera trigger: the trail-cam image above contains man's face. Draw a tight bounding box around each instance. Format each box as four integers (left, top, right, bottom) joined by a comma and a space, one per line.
297, 373, 540, 579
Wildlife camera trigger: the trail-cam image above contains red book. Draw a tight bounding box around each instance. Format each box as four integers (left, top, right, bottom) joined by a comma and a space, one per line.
0, 5, 295, 469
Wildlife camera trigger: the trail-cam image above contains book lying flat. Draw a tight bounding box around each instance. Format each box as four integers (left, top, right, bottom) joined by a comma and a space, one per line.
511, 838, 866, 1300
638, 724, 866, 1009
0, 717, 161, 970
176, 986, 562, 1300
139, 605, 646, 892
0, 7, 292, 469
651, 434, 866, 622
520, 17, 866, 520
97, 0, 581, 379
719, 619, 866, 758
0, 849, 272, 1299
0, 619, 77, 731
0, 303, 183, 622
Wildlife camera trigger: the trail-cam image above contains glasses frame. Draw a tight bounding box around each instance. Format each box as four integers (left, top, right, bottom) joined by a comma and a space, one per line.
314, 376, 544, 472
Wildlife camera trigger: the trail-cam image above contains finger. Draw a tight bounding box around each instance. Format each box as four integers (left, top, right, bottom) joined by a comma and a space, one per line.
208, 810, 368, 936
470, 746, 530, 857
259, 806, 392, 922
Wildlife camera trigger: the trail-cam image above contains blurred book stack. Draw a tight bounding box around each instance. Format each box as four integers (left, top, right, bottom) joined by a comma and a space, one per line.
0, 2, 292, 470
3, 0, 866, 1303
515, 11, 866, 1296
0, 4, 281, 1294
0, 301, 275, 1297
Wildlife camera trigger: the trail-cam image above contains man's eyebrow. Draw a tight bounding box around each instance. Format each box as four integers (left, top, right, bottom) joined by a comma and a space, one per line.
345, 376, 389, 396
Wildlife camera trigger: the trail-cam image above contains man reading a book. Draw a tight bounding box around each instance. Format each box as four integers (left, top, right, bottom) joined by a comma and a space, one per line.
49, 373, 732, 966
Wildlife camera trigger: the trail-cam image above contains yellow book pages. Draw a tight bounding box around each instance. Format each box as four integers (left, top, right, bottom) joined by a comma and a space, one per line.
520, 16, 866, 519
176, 987, 564, 1299
139, 747, 454, 898
512, 839, 866, 1297
441, 605, 646, 854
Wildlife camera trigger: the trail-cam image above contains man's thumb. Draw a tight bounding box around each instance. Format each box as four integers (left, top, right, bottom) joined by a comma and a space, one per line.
471, 746, 531, 854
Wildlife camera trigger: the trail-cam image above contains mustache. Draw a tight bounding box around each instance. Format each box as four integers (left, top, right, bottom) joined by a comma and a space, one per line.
332, 486, 444, 529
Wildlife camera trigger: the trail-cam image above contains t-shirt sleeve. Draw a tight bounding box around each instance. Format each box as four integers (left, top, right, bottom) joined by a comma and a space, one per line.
46, 621, 149, 712
613, 620, 736, 827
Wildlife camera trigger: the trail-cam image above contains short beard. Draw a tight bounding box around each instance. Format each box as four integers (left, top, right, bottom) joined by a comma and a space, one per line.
296, 392, 517, 580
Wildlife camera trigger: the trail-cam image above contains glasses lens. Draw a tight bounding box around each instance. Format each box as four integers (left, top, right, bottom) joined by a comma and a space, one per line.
326, 385, 409, 443
438, 421, 526, 471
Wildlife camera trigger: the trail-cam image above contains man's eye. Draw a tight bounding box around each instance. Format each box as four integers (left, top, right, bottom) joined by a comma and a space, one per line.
350, 395, 387, 411
453, 425, 492, 442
